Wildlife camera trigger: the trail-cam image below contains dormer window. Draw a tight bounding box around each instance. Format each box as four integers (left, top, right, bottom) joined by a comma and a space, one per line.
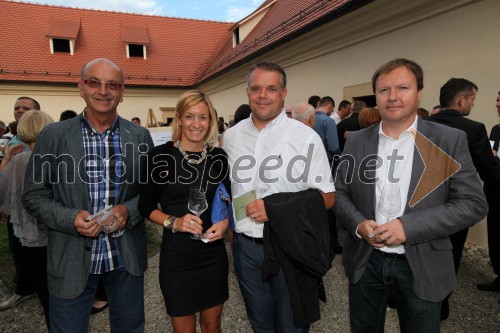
46, 20, 80, 56
127, 44, 146, 59
51, 38, 73, 54
233, 27, 240, 47
123, 25, 150, 60
230, 0, 276, 48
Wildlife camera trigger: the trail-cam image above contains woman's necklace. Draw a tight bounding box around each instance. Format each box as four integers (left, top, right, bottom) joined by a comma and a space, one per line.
176, 140, 208, 165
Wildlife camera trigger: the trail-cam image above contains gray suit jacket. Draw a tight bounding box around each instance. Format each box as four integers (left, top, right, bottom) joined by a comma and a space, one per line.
335, 118, 487, 302
22, 115, 154, 299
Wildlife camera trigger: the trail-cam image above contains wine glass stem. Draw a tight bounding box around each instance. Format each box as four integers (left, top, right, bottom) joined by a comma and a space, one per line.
196, 214, 201, 235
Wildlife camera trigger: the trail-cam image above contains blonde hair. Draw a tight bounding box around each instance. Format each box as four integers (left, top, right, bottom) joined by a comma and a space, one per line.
171, 90, 219, 148
17, 110, 54, 144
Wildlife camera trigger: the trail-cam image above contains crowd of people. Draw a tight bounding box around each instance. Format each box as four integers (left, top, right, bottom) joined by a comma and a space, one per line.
0, 56, 498, 333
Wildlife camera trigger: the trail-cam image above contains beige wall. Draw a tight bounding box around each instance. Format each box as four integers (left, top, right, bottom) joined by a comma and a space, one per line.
1, 0, 497, 246
201, 0, 500, 247
0, 84, 185, 126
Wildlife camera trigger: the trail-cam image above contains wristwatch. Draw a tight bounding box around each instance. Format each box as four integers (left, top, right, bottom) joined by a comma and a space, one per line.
163, 216, 177, 233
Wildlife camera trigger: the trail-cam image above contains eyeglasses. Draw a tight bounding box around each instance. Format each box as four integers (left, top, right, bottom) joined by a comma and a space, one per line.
83, 79, 123, 90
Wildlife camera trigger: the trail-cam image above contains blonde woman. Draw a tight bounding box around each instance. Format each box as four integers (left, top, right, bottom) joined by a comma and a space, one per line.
139, 90, 230, 333
0, 110, 54, 329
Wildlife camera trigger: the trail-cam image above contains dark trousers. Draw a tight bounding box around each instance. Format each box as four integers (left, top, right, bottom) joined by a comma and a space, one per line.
49, 268, 144, 333
7, 220, 34, 296
450, 228, 469, 274
233, 233, 309, 333
327, 209, 340, 258
95, 277, 107, 302
485, 185, 500, 276
349, 251, 440, 333
22, 246, 49, 329
441, 227, 469, 313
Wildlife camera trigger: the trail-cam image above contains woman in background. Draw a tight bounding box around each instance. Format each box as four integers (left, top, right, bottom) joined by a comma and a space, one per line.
358, 107, 381, 129
0, 110, 54, 329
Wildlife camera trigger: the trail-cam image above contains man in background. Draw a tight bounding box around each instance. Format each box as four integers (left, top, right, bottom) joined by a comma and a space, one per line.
478, 91, 500, 298
313, 96, 340, 161
308, 95, 321, 109
336, 100, 367, 152
426, 78, 500, 318
131, 117, 141, 126
292, 102, 315, 128
331, 100, 352, 124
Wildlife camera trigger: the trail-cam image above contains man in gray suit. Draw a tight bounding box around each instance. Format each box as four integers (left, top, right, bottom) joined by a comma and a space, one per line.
335, 58, 487, 333
22, 58, 153, 333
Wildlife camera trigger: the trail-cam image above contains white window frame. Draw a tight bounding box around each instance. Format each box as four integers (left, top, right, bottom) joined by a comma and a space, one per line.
49, 38, 75, 55
126, 44, 147, 59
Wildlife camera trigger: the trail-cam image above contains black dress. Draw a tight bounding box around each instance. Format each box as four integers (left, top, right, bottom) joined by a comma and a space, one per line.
139, 141, 230, 316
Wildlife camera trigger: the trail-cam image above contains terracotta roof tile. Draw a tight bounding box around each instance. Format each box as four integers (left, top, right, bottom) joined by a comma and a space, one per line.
0, 0, 364, 87
0, 0, 232, 87
46, 20, 81, 39
198, 0, 355, 82
122, 25, 150, 44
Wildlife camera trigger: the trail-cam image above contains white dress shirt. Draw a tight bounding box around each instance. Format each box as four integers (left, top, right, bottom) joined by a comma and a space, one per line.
375, 116, 417, 254
222, 110, 335, 238
331, 112, 341, 124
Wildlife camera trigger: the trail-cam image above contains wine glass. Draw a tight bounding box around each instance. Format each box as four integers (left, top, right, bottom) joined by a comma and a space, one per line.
378, 184, 401, 224
96, 207, 124, 238
188, 187, 208, 240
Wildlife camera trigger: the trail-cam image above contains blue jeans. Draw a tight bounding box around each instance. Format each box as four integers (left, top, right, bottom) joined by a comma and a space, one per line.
49, 268, 145, 333
349, 250, 440, 333
233, 232, 309, 333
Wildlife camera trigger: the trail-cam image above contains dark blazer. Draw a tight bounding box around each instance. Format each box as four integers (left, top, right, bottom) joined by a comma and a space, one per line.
335, 118, 487, 302
22, 115, 154, 299
490, 124, 500, 151
336, 112, 360, 152
262, 190, 330, 326
426, 108, 500, 185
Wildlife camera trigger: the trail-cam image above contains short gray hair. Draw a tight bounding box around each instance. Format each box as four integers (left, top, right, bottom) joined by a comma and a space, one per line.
292, 103, 315, 123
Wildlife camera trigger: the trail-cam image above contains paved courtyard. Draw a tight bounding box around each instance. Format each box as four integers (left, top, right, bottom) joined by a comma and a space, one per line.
1, 241, 499, 332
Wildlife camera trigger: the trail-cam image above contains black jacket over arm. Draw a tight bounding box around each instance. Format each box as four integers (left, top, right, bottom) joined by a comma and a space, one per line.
262, 189, 331, 327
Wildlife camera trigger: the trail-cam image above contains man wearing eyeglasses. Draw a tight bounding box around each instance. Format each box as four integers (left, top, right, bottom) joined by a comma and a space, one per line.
23, 58, 154, 333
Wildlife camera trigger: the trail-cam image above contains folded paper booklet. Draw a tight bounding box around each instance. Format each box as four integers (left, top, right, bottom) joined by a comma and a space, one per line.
232, 188, 257, 222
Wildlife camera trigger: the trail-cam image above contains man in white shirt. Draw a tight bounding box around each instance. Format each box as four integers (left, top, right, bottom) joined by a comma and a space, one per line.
335, 58, 487, 332
331, 100, 351, 124
222, 62, 335, 332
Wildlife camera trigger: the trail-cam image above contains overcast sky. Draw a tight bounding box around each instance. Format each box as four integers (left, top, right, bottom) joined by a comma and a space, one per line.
14, 0, 265, 22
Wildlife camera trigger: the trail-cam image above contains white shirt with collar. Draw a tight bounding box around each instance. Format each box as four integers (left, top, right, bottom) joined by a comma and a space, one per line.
375, 115, 417, 254
331, 112, 341, 124
222, 110, 335, 238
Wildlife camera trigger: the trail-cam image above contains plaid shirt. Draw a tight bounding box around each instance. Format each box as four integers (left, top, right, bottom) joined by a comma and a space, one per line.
81, 114, 124, 274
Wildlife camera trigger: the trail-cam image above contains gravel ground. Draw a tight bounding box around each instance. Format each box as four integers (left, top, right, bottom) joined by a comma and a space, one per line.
1, 239, 499, 332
